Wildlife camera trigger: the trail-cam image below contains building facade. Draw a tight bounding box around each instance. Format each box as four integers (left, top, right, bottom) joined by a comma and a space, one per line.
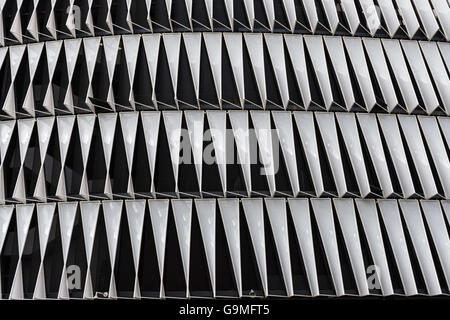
0, 0, 449, 299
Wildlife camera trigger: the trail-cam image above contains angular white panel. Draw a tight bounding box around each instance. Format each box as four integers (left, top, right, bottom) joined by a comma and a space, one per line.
142, 34, 161, 104
378, 200, 417, 295
148, 199, 169, 297
315, 112, 347, 197
401, 40, 439, 114
203, 33, 222, 104
382, 39, 419, 113
398, 115, 438, 199
183, 33, 202, 99
411, 0, 439, 40
272, 111, 299, 196
36, 203, 56, 258
265, 34, 289, 108
171, 199, 192, 296
399, 200, 441, 295
356, 114, 394, 198
162, 33, 181, 101
377, 0, 401, 37
418, 116, 450, 198
241, 199, 267, 297
217, 199, 242, 296
310, 199, 344, 296
377, 114, 415, 198
284, 35, 311, 108
420, 42, 450, 114
243, 34, 266, 107
98, 113, 117, 193
122, 35, 141, 106
304, 36, 333, 110
194, 199, 216, 297
323, 36, 355, 110
333, 199, 369, 296
265, 199, 293, 297
163, 111, 182, 193
80, 202, 100, 265
362, 38, 398, 112
360, 0, 381, 35
282, 0, 297, 32
229, 111, 251, 195
206, 111, 227, 194
102, 200, 122, 298
336, 113, 371, 197
343, 37, 377, 111
0, 121, 15, 164
141, 112, 160, 194
185, 111, 204, 192
430, 0, 450, 40
301, 0, 318, 31
223, 33, 244, 107
293, 112, 323, 196
396, 0, 420, 38
58, 202, 78, 264
287, 199, 319, 296
120, 112, 139, 193
125, 200, 146, 298
250, 111, 276, 196
421, 201, 450, 291
0, 205, 13, 252
355, 199, 394, 296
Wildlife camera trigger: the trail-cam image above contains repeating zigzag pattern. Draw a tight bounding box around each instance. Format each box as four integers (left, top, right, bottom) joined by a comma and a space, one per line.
0, 34, 448, 117
1, 198, 450, 299
0, 0, 449, 300
0, 0, 449, 44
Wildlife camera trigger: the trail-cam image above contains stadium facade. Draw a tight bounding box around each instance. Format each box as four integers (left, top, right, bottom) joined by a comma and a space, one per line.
0, 0, 449, 299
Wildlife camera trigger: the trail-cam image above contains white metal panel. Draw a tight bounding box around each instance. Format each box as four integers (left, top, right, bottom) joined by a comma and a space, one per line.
310, 199, 345, 296
125, 200, 146, 298
265, 198, 293, 296
293, 112, 323, 196
162, 111, 182, 193
241, 198, 267, 296
355, 199, 394, 296
339, 0, 360, 34
206, 111, 227, 194
217, 199, 242, 297
287, 198, 319, 296
356, 114, 394, 198
184, 111, 204, 193
362, 38, 398, 112
203, 33, 222, 105
343, 37, 377, 111
301, 0, 318, 31
315, 112, 347, 197
411, 0, 439, 40
336, 113, 371, 197
304, 36, 333, 110
148, 199, 169, 297
398, 115, 438, 199
223, 33, 244, 107
420, 42, 450, 115
141, 111, 160, 194
377, 114, 416, 198
360, 0, 381, 35
430, 0, 450, 40
377, 0, 401, 37
229, 111, 252, 196
396, 0, 420, 38
418, 116, 450, 198
378, 200, 417, 295
323, 36, 355, 110
421, 201, 450, 292
162, 34, 181, 102
171, 199, 192, 297
284, 35, 311, 108
333, 199, 369, 296
399, 200, 441, 295
265, 34, 289, 108
382, 39, 419, 113
401, 40, 439, 114
243, 34, 266, 108
272, 111, 300, 196
183, 33, 202, 99
194, 199, 216, 297
250, 111, 276, 196
120, 112, 139, 193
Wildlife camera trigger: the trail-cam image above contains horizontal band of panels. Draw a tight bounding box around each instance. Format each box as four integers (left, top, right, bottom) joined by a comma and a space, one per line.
1, 198, 450, 299
0, 111, 448, 203
0, 0, 449, 46
0, 33, 449, 118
